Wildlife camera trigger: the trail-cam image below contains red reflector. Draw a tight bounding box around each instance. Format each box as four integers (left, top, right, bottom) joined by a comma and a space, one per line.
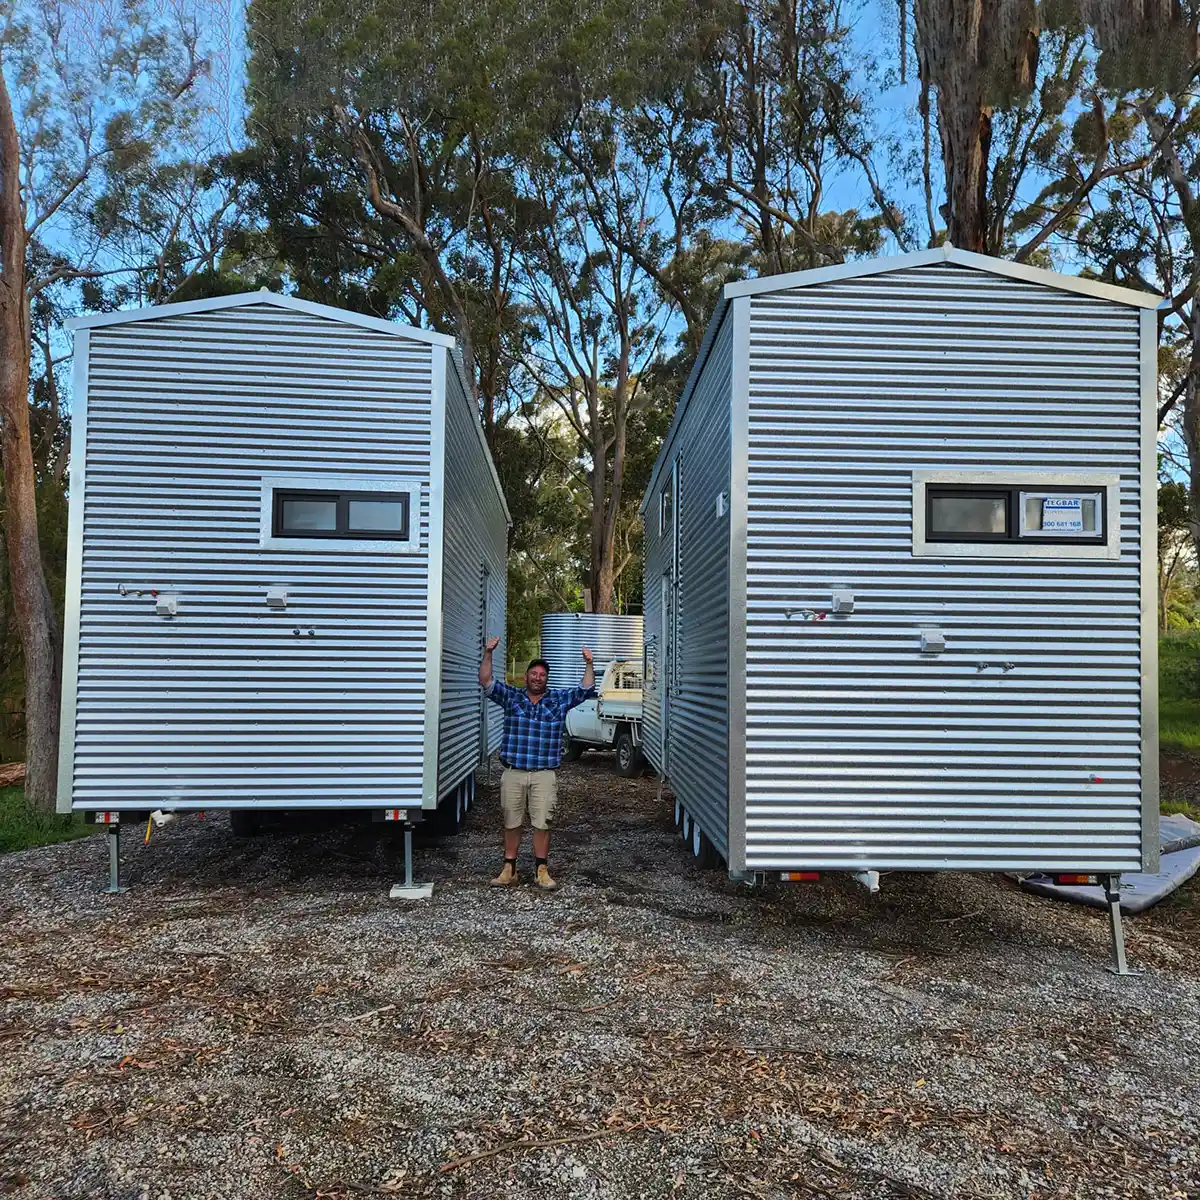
1054, 874, 1099, 886
97, 812, 118, 824
781, 871, 821, 882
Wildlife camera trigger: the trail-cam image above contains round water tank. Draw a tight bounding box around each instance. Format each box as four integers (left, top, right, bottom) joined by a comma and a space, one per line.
538, 613, 644, 684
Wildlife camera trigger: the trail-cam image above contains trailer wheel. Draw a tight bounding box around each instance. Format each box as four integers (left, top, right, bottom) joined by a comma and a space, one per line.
429, 789, 462, 836
614, 729, 642, 777
228, 810, 261, 838
691, 820, 721, 870
562, 734, 585, 762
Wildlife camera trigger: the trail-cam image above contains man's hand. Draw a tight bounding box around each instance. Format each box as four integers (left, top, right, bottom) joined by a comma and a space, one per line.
581, 647, 595, 690
480, 636, 500, 688
581, 647, 593, 664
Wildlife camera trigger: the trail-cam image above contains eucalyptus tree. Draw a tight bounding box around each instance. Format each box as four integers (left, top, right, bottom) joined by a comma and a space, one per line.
0, 0, 216, 809
244, 0, 548, 439
706, 0, 901, 270
904, 0, 1192, 257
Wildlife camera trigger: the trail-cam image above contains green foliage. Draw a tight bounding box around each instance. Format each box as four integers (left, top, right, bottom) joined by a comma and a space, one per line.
0, 788, 95, 855
1161, 634, 1200, 755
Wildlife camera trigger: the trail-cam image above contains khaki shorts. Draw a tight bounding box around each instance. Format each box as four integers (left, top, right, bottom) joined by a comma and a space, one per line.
500, 768, 557, 831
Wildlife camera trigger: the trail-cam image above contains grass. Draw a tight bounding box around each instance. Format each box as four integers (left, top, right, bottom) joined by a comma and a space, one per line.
0, 787, 96, 855
1159, 633, 1200, 757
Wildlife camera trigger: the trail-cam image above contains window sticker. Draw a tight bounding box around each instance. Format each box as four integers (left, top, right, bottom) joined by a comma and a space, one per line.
1041, 496, 1084, 533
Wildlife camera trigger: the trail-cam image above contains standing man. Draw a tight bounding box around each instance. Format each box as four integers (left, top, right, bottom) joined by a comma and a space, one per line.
479, 637, 596, 890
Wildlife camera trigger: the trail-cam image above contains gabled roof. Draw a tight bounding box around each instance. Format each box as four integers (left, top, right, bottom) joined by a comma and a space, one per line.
640, 245, 1163, 514
65, 289, 456, 347
721, 244, 1162, 307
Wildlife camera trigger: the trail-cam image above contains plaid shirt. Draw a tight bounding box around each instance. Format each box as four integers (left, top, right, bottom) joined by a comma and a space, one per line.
485, 679, 596, 771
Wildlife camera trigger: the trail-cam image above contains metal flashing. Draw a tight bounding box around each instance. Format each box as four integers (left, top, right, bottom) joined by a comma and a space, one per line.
64, 290, 458, 346
56, 329, 89, 814
723, 244, 1162, 309
726, 297, 750, 874
1140, 309, 1161, 872
423, 347, 449, 809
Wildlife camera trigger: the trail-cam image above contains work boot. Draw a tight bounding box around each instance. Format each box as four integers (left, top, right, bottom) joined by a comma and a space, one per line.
534, 862, 558, 891
490, 859, 519, 887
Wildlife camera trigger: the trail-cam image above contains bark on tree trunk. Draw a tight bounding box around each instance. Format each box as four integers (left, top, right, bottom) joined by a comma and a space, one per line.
0, 65, 61, 812
915, 0, 1037, 254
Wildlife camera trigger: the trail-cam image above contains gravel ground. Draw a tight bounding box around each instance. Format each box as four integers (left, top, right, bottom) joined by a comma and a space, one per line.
2, 758, 1199, 1200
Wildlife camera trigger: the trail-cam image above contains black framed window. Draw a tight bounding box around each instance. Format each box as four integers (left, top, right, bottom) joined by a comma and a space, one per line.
925, 484, 1106, 545
272, 489, 410, 540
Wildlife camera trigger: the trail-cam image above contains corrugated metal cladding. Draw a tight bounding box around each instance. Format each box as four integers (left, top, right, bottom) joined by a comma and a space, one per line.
538, 613, 643, 686
73, 304, 434, 808
641, 555, 665, 772
653, 312, 735, 858
437, 357, 507, 798
744, 264, 1144, 871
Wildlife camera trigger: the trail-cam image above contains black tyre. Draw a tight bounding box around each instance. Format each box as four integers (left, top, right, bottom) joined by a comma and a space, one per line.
690, 818, 722, 870
614, 729, 642, 777
429, 788, 463, 836
228, 809, 261, 838
562, 735, 585, 762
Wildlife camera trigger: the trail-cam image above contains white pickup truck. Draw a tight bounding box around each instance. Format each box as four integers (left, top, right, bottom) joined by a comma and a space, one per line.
563, 659, 644, 775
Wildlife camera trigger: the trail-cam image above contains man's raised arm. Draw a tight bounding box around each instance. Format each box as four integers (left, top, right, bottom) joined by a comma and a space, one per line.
479, 635, 501, 688
581, 647, 595, 691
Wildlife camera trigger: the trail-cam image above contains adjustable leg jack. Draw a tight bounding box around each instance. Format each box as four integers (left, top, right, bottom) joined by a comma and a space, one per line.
389, 822, 433, 900
1103, 874, 1141, 977
105, 824, 127, 895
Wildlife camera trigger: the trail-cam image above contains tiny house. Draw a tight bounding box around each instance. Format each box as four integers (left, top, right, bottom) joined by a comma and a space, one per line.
642, 246, 1159, 886
58, 292, 508, 831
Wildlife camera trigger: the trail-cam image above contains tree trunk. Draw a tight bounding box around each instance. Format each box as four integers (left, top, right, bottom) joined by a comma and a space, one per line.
0, 65, 61, 812
915, 0, 1038, 254
915, 0, 990, 252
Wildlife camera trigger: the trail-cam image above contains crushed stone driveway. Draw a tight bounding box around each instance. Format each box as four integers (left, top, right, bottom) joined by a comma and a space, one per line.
1, 759, 1198, 1200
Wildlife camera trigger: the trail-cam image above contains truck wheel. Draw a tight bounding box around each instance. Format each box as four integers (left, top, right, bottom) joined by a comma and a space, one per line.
562, 735, 585, 762
615, 729, 642, 777
229, 810, 261, 838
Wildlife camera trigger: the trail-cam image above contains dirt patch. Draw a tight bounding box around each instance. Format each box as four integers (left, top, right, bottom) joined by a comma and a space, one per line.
1, 758, 1198, 1200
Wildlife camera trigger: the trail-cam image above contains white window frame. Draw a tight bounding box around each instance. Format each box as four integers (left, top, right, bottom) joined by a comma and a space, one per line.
259, 474, 422, 553
912, 469, 1121, 560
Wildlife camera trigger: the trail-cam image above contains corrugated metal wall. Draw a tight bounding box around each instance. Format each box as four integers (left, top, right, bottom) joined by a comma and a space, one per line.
437, 355, 507, 797
71, 304, 434, 808
743, 264, 1145, 871
644, 312, 734, 856
539, 613, 644, 685
642, 542, 665, 772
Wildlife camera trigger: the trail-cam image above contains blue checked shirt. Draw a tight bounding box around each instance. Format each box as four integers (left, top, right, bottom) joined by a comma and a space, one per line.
485, 679, 597, 771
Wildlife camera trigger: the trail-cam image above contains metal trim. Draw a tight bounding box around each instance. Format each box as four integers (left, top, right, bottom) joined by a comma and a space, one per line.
1139, 309, 1160, 872
912, 469, 1121, 559
422, 346, 449, 808
64, 290, 458, 345
726, 297, 750, 874
56, 330, 89, 814
723, 244, 1163, 310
